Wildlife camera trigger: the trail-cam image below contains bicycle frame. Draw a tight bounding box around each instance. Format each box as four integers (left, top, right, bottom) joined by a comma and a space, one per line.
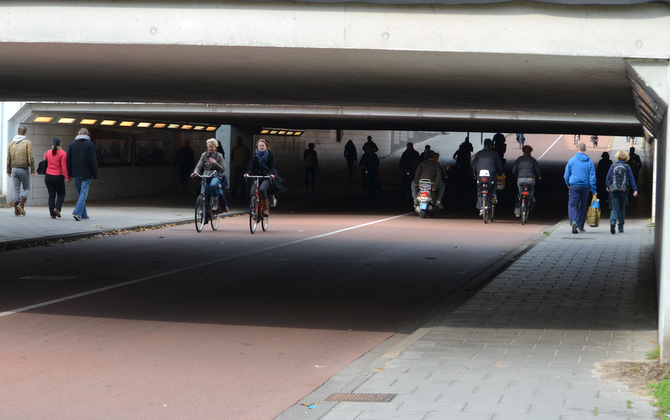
477, 173, 495, 223
245, 175, 272, 234
193, 171, 221, 232
518, 182, 531, 225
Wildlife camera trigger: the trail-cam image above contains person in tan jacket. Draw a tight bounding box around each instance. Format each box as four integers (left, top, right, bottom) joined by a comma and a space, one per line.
6, 126, 35, 215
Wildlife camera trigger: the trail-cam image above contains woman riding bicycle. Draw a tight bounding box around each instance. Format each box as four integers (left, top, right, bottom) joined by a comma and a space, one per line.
247, 138, 276, 216
511, 145, 541, 217
192, 138, 228, 212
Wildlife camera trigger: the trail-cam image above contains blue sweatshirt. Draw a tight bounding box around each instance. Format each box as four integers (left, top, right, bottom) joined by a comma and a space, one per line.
564, 152, 597, 193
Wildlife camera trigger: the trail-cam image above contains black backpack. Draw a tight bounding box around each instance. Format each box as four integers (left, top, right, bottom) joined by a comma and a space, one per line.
609, 163, 628, 193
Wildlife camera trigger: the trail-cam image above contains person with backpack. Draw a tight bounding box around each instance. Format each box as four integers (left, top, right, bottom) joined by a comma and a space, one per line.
605, 149, 638, 234
304, 142, 319, 194
564, 142, 597, 234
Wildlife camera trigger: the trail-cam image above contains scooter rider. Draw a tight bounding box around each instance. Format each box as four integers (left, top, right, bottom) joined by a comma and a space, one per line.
472, 138, 504, 215
512, 145, 541, 217
411, 150, 445, 209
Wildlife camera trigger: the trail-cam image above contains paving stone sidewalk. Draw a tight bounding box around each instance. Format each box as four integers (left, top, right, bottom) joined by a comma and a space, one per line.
286, 218, 658, 420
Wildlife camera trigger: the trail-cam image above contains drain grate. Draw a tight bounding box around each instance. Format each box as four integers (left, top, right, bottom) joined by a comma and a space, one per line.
325, 393, 397, 402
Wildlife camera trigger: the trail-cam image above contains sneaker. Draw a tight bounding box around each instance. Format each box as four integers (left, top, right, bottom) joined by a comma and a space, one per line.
610, 224, 616, 234
73, 214, 81, 221
619, 227, 624, 233
492, 195, 498, 205
54, 208, 61, 218
224, 205, 229, 213
436, 201, 443, 209
271, 197, 277, 207
571, 221, 578, 234
478, 209, 483, 216
579, 228, 586, 233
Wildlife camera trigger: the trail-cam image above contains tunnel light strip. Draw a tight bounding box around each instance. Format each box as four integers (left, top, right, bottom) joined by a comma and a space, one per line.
30, 114, 218, 131
0, 213, 410, 318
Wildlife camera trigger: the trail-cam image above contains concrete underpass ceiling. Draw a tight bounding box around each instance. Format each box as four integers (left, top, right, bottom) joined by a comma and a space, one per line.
0, 42, 645, 135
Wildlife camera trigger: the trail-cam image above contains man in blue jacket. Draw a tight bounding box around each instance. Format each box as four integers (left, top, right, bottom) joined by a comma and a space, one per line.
564, 142, 597, 234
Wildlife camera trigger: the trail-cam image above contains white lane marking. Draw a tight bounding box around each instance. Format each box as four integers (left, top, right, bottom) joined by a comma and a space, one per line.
0, 214, 410, 318
537, 134, 563, 161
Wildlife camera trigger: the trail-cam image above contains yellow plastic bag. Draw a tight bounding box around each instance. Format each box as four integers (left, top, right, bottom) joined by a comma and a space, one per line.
587, 196, 600, 227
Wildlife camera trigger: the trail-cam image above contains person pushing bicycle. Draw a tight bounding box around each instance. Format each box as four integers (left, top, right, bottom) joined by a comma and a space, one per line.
192, 138, 228, 213
512, 145, 541, 217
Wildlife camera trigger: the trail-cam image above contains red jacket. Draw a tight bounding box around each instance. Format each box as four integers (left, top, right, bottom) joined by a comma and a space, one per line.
44, 148, 70, 180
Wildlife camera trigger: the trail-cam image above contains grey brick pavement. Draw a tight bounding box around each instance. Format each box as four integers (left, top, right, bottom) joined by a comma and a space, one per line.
291, 218, 658, 420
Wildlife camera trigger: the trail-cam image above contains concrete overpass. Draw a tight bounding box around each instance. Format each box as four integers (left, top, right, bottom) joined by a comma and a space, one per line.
2, 0, 670, 358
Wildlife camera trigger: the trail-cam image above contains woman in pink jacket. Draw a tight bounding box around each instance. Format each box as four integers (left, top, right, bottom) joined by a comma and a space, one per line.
43, 137, 70, 218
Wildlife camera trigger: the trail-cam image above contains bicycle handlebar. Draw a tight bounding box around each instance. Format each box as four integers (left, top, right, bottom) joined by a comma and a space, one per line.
244, 174, 273, 179
192, 171, 221, 178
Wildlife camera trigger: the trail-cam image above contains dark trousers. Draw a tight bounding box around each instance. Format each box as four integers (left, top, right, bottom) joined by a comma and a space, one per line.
568, 185, 591, 229
305, 167, 317, 190
231, 166, 247, 197
45, 174, 66, 216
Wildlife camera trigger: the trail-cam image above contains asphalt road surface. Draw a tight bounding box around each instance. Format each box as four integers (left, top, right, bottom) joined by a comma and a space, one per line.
1, 133, 634, 419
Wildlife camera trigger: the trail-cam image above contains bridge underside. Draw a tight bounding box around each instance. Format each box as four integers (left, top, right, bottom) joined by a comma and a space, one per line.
0, 42, 647, 135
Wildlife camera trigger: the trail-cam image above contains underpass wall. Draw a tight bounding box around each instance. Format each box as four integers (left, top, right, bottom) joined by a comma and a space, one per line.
10, 123, 212, 207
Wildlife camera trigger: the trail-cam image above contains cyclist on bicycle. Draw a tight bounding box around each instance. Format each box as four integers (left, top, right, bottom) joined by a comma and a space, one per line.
471, 138, 503, 215
192, 138, 228, 212
411, 150, 445, 209
247, 138, 276, 216
512, 145, 541, 217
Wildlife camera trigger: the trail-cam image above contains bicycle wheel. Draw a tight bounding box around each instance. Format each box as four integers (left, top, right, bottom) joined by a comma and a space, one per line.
249, 195, 258, 234
521, 199, 528, 225
483, 197, 490, 224
210, 197, 220, 231
195, 195, 206, 232
262, 209, 269, 231
490, 202, 495, 222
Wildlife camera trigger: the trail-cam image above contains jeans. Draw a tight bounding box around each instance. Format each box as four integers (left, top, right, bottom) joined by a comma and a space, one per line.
251, 179, 272, 200
207, 177, 228, 206
45, 174, 66, 216
11, 168, 31, 202
568, 185, 591, 229
73, 177, 92, 218
609, 191, 627, 231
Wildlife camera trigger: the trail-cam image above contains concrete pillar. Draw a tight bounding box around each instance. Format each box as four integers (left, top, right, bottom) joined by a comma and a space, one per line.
655, 65, 670, 362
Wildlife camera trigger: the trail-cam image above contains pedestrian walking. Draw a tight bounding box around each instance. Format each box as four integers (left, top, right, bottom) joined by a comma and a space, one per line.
606, 149, 638, 234
304, 142, 319, 194
564, 142, 597, 234
7, 125, 35, 216
399, 142, 421, 200
66, 128, 99, 221
231, 136, 251, 197
174, 139, 195, 194
43, 137, 70, 218
344, 140, 357, 181
596, 152, 612, 206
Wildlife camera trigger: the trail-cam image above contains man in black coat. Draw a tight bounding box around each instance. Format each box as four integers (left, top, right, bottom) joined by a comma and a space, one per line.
66, 127, 98, 221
